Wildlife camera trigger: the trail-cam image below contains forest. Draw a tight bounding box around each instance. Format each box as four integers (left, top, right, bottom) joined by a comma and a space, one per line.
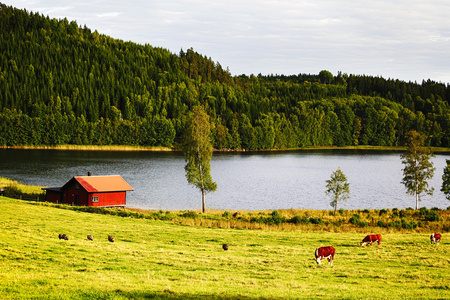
1, 4, 450, 150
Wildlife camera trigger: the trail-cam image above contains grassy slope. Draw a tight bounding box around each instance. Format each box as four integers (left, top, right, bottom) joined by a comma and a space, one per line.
0, 197, 449, 299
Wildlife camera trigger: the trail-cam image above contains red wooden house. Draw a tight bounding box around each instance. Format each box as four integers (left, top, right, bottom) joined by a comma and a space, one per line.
43, 175, 133, 207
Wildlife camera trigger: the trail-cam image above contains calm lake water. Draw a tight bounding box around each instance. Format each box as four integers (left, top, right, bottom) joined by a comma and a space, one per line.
0, 148, 449, 211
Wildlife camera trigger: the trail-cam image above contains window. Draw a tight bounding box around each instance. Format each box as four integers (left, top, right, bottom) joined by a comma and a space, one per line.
91, 196, 99, 203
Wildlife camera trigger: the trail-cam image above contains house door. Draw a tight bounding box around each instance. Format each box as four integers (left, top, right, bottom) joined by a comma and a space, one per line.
75, 195, 79, 206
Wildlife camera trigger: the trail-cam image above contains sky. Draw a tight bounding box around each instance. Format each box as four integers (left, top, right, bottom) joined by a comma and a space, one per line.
6, 0, 450, 84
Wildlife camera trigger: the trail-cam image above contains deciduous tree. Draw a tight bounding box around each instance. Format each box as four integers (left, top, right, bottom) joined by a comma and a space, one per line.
182, 105, 217, 213
401, 130, 435, 209
441, 159, 450, 201
325, 167, 350, 214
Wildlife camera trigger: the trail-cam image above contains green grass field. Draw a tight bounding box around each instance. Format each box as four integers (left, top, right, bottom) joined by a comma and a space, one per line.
0, 197, 449, 299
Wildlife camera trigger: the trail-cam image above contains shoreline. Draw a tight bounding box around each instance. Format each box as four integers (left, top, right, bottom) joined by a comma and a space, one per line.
1, 144, 450, 153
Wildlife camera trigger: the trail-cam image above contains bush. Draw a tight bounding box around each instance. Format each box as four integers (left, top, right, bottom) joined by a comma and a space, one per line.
349, 214, 360, 225
389, 220, 401, 229
3, 185, 22, 198
359, 221, 368, 227
289, 215, 309, 224
399, 210, 407, 218
377, 220, 387, 228
379, 209, 388, 216
338, 208, 345, 215
222, 211, 231, 218
180, 211, 198, 219
270, 210, 285, 225
401, 219, 417, 230
309, 217, 322, 224
424, 210, 440, 222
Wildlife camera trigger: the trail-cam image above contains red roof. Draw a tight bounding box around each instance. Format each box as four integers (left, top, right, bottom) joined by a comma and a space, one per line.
72, 175, 133, 193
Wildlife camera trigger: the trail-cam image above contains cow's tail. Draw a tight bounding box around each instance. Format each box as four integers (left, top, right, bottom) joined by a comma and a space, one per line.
314, 248, 318, 259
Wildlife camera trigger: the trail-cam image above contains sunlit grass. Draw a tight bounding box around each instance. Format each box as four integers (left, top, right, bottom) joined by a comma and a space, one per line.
0, 176, 45, 195
0, 197, 449, 299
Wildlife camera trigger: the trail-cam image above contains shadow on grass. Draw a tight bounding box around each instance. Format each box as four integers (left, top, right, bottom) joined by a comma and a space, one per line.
78, 289, 274, 300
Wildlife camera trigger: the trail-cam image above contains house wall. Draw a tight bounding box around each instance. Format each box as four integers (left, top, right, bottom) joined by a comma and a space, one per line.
45, 190, 62, 203
64, 182, 89, 206
88, 192, 126, 207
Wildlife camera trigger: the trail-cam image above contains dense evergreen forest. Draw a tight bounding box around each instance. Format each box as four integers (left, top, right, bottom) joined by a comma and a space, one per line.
1, 4, 449, 149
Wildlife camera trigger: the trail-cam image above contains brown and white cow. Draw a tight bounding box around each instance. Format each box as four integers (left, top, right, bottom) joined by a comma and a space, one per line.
360, 234, 382, 246
314, 246, 335, 265
430, 233, 441, 245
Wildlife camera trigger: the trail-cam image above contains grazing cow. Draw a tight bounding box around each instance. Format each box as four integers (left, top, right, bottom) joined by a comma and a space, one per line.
222, 244, 229, 251
87, 234, 93, 241
360, 234, 382, 246
430, 233, 441, 245
314, 246, 335, 265
108, 235, 115, 243
59, 234, 68, 240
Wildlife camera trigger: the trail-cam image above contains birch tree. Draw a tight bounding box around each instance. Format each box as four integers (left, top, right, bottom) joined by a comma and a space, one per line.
325, 167, 350, 214
182, 105, 217, 213
401, 130, 435, 209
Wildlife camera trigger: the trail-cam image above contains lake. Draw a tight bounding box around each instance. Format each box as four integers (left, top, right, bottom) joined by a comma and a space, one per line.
0, 148, 449, 211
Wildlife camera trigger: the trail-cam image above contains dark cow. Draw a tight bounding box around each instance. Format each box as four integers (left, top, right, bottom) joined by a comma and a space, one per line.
360, 234, 382, 246
108, 235, 115, 243
59, 234, 68, 240
430, 233, 441, 245
222, 244, 229, 251
314, 246, 335, 265
87, 234, 94, 241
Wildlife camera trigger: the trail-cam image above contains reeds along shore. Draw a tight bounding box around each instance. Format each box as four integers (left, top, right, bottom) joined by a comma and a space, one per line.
1, 175, 448, 233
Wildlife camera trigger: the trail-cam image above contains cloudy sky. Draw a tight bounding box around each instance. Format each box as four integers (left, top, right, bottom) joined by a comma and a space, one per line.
7, 0, 450, 83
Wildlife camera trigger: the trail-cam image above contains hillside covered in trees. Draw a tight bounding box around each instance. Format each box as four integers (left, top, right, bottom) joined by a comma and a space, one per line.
1, 4, 449, 149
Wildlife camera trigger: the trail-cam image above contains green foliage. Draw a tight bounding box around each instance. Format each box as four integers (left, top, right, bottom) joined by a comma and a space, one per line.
182, 106, 217, 213
325, 167, 350, 214
442, 159, 450, 200
0, 4, 450, 150
401, 130, 435, 209
349, 213, 360, 225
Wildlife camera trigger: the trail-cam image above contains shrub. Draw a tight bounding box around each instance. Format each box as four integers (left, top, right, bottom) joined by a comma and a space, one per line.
180, 211, 198, 219
3, 185, 22, 198
389, 220, 401, 228
431, 207, 440, 211
379, 209, 388, 216
222, 211, 231, 218
392, 211, 399, 218
399, 210, 407, 218
270, 210, 285, 225
401, 219, 417, 230
338, 208, 345, 215
349, 214, 360, 225
359, 221, 368, 227
289, 215, 308, 224
377, 220, 387, 228
424, 210, 440, 222
309, 217, 322, 224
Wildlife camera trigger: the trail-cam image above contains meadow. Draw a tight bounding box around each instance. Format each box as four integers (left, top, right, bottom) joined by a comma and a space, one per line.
0, 197, 449, 299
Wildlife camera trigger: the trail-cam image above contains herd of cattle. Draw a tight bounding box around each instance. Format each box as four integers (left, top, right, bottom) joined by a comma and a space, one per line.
314, 233, 442, 265
58, 231, 442, 266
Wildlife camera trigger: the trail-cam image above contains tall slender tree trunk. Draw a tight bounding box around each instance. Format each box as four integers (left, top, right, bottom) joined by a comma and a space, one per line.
202, 189, 206, 213
415, 191, 419, 210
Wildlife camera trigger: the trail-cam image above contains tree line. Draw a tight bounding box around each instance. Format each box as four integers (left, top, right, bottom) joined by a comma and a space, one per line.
1, 4, 449, 149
